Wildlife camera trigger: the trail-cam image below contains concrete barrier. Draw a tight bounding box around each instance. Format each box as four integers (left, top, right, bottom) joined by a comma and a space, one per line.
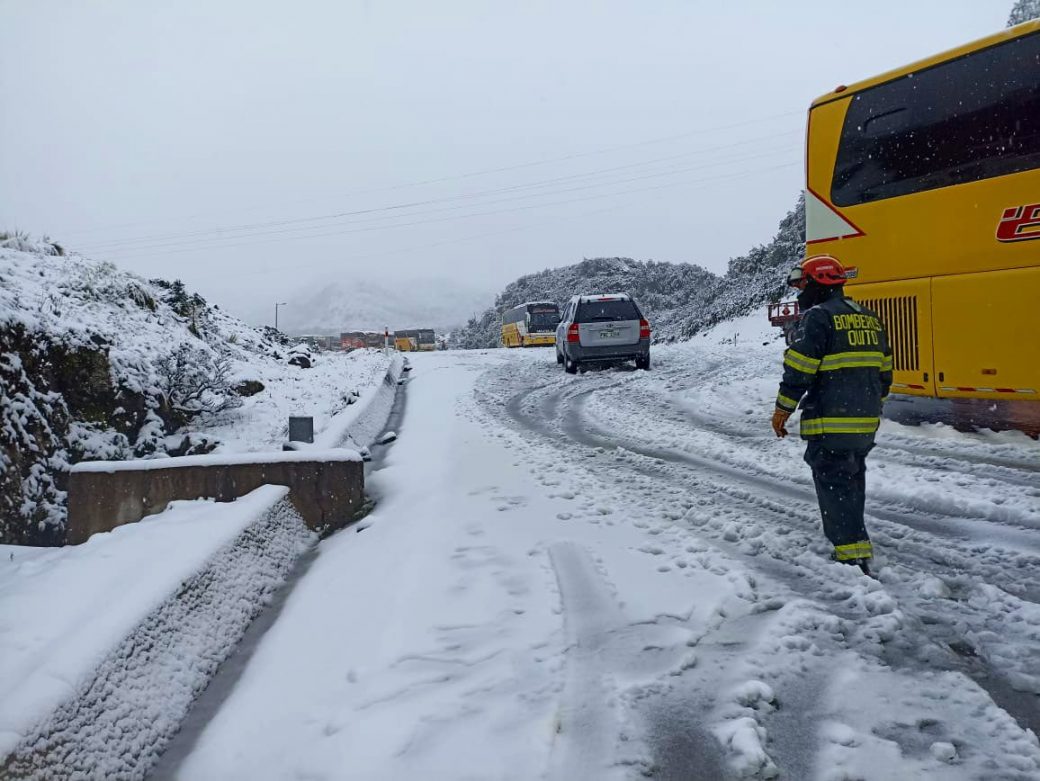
67, 451, 363, 544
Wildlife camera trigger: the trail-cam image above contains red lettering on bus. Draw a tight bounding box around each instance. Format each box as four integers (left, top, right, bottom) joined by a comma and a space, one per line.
997, 203, 1040, 242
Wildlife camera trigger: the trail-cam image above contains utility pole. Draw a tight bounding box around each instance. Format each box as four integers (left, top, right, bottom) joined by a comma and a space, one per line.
275, 302, 287, 332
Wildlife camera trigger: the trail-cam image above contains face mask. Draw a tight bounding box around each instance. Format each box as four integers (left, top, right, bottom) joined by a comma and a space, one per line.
797, 283, 822, 310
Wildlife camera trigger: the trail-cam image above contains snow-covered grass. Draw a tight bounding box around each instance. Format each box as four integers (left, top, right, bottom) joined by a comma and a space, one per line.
206, 349, 396, 454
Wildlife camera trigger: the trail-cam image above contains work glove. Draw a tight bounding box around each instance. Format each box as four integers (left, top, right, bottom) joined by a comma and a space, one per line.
771, 408, 791, 438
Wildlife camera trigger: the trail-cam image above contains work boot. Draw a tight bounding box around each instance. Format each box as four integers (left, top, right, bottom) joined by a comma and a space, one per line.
832, 553, 874, 578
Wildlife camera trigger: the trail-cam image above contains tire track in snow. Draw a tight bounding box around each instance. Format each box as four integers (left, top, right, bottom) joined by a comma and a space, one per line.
547, 541, 623, 780
547, 541, 727, 781
563, 387, 1040, 561
674, 400, 1040, 490
492, 363, 1040, 755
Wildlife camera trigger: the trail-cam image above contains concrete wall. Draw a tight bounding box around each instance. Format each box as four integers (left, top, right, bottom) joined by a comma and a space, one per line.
67, 458, 363, 544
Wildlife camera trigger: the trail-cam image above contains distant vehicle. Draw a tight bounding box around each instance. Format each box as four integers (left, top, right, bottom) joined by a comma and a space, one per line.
417, 329, 436, 351
341, 331, 386, 350
501, 302, 561, 347
297, 335, 336, 351
394, 329, 420, 352
363, 332, 387, 349
796, 20, 1040, 404
340, 332, 367, 350
555, 294, 650, 373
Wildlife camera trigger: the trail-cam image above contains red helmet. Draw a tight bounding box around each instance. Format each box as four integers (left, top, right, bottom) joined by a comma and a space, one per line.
787, 254, 847, 289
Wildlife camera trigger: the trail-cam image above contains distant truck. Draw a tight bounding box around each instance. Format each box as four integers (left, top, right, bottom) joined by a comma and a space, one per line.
340, 332, 367, 351
341, 331, 389, 351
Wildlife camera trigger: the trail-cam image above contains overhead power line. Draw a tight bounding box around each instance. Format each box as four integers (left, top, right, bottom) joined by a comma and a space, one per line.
225, 160, 800, 277
94, 159, 800, 261
82, 131, 802, 255
92, 145, 800, 257
66, 109, 804, 241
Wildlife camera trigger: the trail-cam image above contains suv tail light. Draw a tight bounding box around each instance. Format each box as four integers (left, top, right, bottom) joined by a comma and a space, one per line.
639, 319, 651, 339
566, 323, 580, 343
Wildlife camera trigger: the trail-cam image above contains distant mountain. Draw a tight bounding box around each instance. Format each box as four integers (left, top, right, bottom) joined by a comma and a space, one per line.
276, 276, 492, 336
449, 193, 805, 348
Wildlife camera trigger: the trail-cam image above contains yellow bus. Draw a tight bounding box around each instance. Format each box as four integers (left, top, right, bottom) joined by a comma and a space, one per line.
501, 302, 561, 348
417, 329, 436, 351
394, 330, 418, 352
804, 20, 1040, 403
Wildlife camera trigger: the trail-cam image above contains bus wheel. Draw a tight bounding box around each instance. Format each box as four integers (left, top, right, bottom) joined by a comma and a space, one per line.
565, 358, 578, 374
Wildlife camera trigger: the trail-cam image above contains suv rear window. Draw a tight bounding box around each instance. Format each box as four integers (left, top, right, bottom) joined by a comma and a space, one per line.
831, 31, 1040, 206
576, 300, 640, 322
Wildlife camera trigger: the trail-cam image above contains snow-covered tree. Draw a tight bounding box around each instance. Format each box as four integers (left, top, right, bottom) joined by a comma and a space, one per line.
1008, 0, 1040, 25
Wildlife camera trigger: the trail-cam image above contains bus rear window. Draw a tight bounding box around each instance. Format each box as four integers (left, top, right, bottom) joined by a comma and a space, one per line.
576, 300, 639, 322
528, 310, 560, 331
831, 31, 1040, 207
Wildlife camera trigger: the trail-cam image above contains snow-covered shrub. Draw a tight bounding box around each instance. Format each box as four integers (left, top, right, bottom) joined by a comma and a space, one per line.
1, 231, 63, 257
448, 193, 805, 348
287, 344, 313, 369
0, 239, 287, 543
1008, 0, 1040, 26
154, 345, 240, 426
0, 326, 70, 545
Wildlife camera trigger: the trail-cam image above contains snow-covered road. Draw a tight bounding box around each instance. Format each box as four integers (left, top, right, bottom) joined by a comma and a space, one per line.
167, 327, 1040, 780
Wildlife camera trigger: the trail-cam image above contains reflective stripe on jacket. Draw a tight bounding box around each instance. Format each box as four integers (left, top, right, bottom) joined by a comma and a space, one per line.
776, 293, 893, 449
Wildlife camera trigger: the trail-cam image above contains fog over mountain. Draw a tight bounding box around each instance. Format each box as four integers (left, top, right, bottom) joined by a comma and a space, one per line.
270, 277, 493, 336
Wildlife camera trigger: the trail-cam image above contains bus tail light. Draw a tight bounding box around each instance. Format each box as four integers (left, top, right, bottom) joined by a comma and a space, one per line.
566, 323, 580, 342
640, 319, 651, 339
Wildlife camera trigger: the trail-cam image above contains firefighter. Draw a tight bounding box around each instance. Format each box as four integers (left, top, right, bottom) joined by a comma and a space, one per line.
771, 254, 893, 576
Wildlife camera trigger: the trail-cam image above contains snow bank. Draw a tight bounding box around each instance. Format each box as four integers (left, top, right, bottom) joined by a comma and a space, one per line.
70, 448, 361, 473
314, 353, 405, 449
202, 348, 396, 454
0, 486, 314, 778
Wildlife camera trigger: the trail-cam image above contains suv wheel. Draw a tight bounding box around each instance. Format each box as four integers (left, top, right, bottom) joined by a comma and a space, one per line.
556, 348, 563, 364
564, 358, 578, 374
636, 355, 650, 371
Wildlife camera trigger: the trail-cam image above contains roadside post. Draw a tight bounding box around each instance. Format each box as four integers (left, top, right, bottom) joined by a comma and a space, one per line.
288, 416, 314, 445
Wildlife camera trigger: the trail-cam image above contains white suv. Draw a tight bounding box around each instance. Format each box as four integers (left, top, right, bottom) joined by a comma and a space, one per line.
555, 294, 651, 374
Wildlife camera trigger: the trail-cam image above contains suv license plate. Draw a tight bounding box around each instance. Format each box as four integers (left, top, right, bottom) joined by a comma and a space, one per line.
599, 329, 617, 338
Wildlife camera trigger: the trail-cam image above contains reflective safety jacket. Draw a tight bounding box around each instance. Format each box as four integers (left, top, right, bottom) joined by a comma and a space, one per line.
776, 292, 893, 449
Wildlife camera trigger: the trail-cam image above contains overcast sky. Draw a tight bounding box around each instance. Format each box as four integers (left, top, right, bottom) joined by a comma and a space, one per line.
0, 1, 1009, 324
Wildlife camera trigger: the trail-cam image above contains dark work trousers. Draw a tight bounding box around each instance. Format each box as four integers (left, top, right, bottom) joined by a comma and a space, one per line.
803, 442, 873, 558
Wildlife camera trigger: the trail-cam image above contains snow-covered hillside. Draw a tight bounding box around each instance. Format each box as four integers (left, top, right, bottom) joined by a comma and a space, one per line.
450, 194, 804, 348
0, 236, 389, 545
